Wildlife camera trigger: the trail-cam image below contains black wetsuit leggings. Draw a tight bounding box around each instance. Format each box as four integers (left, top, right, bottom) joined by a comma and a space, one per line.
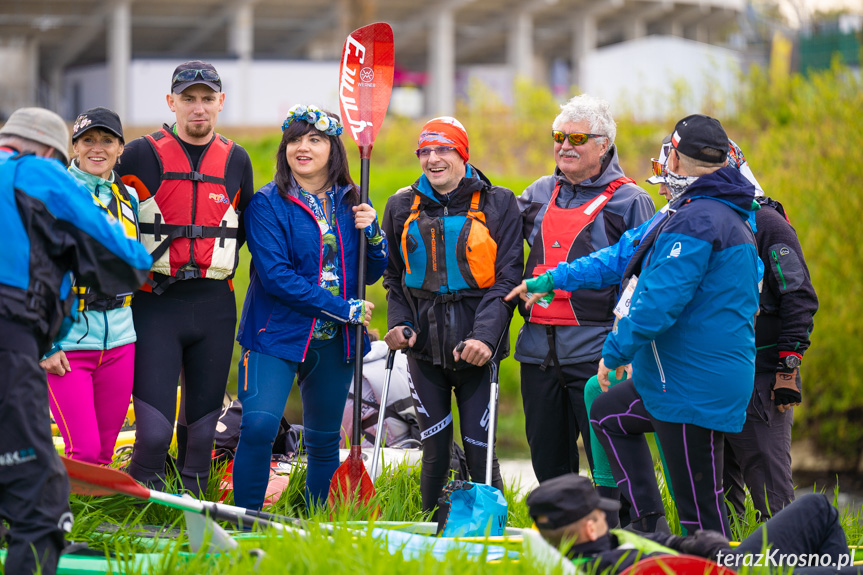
127, 278, 236, 496
0, 343, 70, 575
406, 356, 504, 516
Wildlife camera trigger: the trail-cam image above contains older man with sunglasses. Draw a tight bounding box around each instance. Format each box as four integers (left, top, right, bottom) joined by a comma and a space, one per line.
513, 94, 655, 488
116, 61, 255, 496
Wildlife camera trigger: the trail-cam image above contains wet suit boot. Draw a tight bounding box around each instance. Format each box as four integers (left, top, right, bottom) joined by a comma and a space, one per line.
176, 408, 221, 498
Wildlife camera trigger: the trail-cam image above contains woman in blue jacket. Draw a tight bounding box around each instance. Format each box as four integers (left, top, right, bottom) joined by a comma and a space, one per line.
234, 105, 387, 508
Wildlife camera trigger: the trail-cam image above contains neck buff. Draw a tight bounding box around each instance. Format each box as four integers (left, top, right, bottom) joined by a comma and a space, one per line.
665, 167, 699, 206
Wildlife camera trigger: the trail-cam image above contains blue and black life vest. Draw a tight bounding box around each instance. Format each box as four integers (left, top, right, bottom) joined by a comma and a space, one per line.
400, 188, 497, 295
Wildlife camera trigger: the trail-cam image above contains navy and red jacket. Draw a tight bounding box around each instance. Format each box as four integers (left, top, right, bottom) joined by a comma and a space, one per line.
236, 178, 387, 363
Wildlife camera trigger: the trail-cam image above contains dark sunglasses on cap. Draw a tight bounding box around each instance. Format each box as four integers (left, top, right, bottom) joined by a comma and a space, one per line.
552, 130, 604, 146
172, 68, 221, 85
650, 158, 666, 178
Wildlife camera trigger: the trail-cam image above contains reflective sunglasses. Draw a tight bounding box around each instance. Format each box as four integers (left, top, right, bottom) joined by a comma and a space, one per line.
172, 68, 221, 85
650, 158, 666, 178
552, 130, 604, 146
415, 146, 456, 158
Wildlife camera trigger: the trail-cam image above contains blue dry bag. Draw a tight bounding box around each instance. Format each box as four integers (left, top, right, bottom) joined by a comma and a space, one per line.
436, 480, 508, 537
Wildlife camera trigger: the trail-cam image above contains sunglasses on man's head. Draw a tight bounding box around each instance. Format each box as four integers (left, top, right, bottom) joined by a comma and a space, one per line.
552, 131, 604, 146
415, 146, 456, 158
173, 69, 220, 84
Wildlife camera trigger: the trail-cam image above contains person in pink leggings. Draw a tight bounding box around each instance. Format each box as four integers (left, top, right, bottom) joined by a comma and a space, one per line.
40, 107, 141, 465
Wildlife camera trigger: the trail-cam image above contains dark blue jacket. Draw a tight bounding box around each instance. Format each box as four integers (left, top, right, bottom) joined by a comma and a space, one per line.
602, 166, 760, 433
237, 179, 387, 363
0, 149, 152, 355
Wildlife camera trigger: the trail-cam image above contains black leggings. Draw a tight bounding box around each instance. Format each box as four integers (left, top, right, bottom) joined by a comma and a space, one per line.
406, 356, 504, 515
127, 279, 236, 496
520, 361, 597, 483
0, 346, 70, 575
591, 379, 730, 537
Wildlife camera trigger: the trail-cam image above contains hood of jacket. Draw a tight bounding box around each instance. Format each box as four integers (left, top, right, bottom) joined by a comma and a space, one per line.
676, 165, 757, 217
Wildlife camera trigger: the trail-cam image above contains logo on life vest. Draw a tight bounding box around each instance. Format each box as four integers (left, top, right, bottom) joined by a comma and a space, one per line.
667, 242, 682, 258
551, 241, 561, 248
430, 227, 438, 271
209, 193, 230, 205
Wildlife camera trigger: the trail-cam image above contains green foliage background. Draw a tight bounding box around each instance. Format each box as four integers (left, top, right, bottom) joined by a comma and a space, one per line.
223, 62, 862, 461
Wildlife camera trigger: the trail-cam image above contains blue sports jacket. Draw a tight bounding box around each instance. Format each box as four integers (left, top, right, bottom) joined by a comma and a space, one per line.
602, 166, 760, 433
0, 149, 152, 355
237, 179, 388, 363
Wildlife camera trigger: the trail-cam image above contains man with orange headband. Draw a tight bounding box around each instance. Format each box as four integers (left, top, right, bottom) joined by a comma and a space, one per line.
382, 116, 523, 515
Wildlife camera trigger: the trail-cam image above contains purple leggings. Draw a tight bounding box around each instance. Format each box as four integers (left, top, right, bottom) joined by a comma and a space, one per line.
47, 344, 135, 465
591, 378, 730, 536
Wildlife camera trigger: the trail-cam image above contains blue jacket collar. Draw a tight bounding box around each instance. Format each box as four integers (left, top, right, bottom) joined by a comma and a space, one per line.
414, 163, 476, 203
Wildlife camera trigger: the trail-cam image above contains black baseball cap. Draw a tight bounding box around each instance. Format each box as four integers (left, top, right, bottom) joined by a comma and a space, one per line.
171, 60, 222, 94
526, 474, 620, 529
72, 107, 124, 143
670, 114, 728, 164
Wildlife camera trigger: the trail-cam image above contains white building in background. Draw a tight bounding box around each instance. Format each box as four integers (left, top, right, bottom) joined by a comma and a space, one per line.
1, 0, 746, 124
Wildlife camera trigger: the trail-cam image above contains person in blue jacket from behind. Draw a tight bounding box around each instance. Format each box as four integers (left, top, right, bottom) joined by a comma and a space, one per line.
0, 107, 152, 575
233, 105, 387, 509
591, 115, 760, 538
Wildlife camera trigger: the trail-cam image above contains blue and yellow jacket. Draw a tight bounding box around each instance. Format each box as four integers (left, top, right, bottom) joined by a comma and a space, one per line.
602, 166, 760, 433
237, 179, 388, 363
46, 164, 141, 355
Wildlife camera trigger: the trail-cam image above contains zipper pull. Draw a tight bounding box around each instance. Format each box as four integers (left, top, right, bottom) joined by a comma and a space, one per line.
443, 206, 448, 216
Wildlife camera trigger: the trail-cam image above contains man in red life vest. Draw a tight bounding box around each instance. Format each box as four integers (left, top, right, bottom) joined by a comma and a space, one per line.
515, 95, 655, 489
117, 61, 254, 496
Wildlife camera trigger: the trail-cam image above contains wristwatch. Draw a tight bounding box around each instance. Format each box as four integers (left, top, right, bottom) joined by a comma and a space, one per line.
780, 355, 801, 370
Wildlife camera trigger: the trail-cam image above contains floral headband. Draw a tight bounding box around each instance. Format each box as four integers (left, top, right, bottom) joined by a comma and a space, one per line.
282, 104, 344, 136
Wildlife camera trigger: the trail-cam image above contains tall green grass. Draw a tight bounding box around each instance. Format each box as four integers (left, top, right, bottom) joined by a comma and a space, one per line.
50, 459, 863, 575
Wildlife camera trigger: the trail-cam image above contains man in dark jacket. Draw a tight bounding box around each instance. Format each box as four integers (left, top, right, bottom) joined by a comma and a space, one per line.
593, 115, 761, 537
724, 176, 818, 518
528, 474, 861, 574
516, 94, 655, 486
0, 107, 152, 575
382, 116, 523, 515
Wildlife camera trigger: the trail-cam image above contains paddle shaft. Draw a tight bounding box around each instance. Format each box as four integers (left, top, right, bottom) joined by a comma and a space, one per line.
352, 156, 370, 448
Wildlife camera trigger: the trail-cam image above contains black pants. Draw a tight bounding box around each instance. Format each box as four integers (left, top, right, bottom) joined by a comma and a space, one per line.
406, 356, 504, 516
591, 379, 730, 537
521, 361, 597, 483
728, 493, 860, 574
0, 346, 71, 575
127, 279, 236, 496
725, 370, 795, 519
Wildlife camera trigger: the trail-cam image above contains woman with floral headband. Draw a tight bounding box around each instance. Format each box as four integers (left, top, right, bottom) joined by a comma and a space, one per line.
233, 105, 387, 508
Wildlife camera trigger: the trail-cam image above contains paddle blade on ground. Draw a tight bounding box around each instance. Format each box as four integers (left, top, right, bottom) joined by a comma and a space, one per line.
338, 22, 394, 159
61, 456, 150, 500
328, 446, 377, 510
